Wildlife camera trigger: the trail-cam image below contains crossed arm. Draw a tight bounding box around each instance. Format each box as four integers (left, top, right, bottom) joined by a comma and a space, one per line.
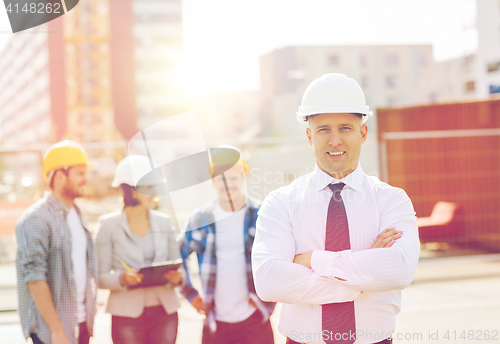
293, 227, 402, 270
251, 191, 420, 305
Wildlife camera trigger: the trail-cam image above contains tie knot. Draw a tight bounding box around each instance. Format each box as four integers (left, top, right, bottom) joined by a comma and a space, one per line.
328, 182, 345, 193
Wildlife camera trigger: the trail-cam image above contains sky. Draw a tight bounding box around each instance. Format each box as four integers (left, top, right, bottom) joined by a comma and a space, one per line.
0, 0, 477, 92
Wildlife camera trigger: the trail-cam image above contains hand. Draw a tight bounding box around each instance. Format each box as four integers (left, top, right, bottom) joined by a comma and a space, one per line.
371, 228, 402, 249
121, 270, 143, 287
52, 330, 70, 344
293, 251, 313, 268
163, 270, 182, 285
191, 295, 205, 315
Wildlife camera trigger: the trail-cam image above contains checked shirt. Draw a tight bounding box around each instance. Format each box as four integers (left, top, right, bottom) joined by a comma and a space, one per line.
179, 198, 275, 332
15, 192, 98, 344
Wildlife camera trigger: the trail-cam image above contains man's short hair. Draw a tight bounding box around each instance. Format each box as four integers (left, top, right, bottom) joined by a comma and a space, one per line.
49, 168, 70, 189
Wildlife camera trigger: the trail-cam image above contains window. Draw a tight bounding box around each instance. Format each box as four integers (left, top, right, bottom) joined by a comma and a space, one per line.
429, 93, 437, 103
387, 97, 398, 107
465, 81, 475, 92
386, 75, 396, 88
418, 54, 426, 66
487, 61, 500, 73
135, 13, 182, 23
359, 54, 367, 67
361, 76, 368, 88
386, 54, 399, 66
490, 85, 500, 94
328, 55, 339, 66
287, 70, 305, 79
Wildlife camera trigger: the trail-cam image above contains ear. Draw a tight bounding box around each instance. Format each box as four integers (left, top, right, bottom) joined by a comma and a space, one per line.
360, 124, 368, 144
51, 170, 67, 190
306, 128, 312, 146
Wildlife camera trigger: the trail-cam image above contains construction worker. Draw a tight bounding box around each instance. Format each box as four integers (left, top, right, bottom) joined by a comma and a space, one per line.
180, 146, 275, 344
15, 140, 98, 344
252, 73, 420, 344
96, 155, 182, 344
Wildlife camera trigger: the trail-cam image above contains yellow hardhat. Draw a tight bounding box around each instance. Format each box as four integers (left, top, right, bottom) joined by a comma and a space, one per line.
43, 140, 97, 180
209, 145, 248, 177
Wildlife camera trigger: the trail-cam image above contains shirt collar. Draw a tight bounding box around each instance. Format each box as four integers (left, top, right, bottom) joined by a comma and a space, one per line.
313, 163, 364, 192
44, 190, 81, 215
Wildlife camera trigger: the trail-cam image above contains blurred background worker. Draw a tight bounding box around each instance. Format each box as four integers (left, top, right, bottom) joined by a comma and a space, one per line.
15, 140, 98, 344
180, 146, 275, 344
95, 155, 182, 344
252, 74, 420, 344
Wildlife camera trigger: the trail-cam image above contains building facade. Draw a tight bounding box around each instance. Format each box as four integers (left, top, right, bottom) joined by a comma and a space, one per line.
476, 0, 500, 97
132, 0, 186, 130
434, 54, 477, 103
0, 0, 185, 193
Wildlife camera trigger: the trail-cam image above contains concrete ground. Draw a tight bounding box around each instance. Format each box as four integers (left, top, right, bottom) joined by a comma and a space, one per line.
1, 254, 500, 344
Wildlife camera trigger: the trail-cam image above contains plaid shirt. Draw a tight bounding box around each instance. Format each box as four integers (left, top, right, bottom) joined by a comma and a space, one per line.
179, 198, 275, 332
15, 192, 98, 344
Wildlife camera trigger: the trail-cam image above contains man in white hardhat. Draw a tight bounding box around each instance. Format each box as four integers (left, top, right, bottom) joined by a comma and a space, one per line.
252, 73, 420, 344
16, 140, 98, 344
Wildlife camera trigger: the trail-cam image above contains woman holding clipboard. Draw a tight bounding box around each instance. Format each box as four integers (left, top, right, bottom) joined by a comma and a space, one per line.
96, 155, 182, 344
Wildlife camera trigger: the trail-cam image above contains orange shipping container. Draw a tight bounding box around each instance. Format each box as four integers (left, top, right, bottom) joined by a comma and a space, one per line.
377, 99, 500, 250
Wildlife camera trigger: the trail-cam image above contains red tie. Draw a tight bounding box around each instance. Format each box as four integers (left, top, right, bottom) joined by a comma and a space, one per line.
322, 183, 356, 344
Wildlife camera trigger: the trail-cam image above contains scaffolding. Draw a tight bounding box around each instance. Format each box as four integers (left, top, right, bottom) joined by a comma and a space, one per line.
62, 0, 123, 159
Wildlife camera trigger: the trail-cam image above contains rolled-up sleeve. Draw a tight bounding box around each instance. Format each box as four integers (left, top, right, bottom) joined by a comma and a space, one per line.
16, 213, 49, 284
178, 221, 200, 302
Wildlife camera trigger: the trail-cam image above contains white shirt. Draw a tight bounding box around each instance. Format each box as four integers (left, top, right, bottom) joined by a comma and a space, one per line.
213, 202, 256, 323
252, 164, 420, 344
67, 207, 88, 324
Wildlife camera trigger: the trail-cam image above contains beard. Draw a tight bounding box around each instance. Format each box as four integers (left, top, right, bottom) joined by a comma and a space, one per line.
63, 182, 85, 199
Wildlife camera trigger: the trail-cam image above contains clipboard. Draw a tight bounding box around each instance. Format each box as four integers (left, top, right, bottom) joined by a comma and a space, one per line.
128, 258, 183, 289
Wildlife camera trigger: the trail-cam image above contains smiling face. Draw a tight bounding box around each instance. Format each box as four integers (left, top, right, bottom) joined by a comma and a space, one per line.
61, 164, 88, 199
212, 164, 245, 205
306, 113, 367, 179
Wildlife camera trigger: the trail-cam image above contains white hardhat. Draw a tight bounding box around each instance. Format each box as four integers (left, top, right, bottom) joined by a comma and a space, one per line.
296, 73, 372, 125
112, 155, 165, 188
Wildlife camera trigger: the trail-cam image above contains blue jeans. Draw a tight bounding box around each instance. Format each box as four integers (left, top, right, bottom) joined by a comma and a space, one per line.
112, 306, 178, 344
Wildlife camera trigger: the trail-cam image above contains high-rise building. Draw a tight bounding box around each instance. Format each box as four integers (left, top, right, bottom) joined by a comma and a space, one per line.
434, 54, 476, 103
0, 0, 185, 191
132, 0, 186, 130
476, 0, 500, 96
259, 45, 435, 136
0, 19, 66, 187
0, 20, 65, 146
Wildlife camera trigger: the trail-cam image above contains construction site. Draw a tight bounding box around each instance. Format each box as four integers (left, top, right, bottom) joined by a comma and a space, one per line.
0, 0, 499, 343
